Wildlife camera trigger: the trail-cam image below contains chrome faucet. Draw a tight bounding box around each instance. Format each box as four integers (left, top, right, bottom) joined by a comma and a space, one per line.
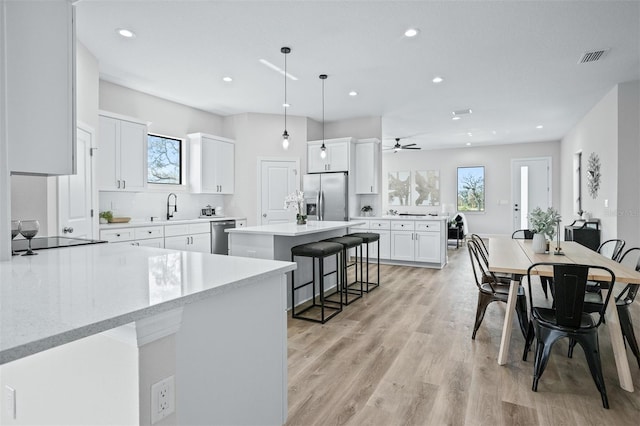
167, 193, 178, 220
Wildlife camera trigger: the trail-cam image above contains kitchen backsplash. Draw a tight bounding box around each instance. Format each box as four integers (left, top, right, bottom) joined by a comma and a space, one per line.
99, 191, 225, 222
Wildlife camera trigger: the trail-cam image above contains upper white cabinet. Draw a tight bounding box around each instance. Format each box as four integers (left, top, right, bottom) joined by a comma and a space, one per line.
355, 139, 380, 194
307, 138, 351, 173
6, 0, 76, 175
188, 133, 235, 194
97, 113, 147, 191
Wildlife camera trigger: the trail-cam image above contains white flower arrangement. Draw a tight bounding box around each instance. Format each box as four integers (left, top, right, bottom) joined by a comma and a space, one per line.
284, 190, 306, 222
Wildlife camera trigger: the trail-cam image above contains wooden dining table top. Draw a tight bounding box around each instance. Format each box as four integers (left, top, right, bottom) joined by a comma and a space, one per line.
488, 237, 640, 284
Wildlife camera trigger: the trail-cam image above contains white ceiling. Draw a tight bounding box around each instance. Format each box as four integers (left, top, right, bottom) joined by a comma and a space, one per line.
75, 0, 640, 150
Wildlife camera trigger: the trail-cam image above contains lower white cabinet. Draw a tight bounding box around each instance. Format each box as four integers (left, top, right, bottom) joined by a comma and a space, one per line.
351, 217, 447, 268
164, 222, 211, 253
100, 225, 165, 248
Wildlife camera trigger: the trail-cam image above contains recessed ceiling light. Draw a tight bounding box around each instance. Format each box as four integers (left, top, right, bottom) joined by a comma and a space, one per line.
222, 76, 233, 82
492, 130, 497, 135
283, 103, 290, 108
116, 28, 135, 38
536, 125, 544, 129
404, 28, 419, 38
432, 76, 444, 84
349, 91, 358, 97
452, 116, 461, 121
467, 132, 473, 137
466, 142, 472, 146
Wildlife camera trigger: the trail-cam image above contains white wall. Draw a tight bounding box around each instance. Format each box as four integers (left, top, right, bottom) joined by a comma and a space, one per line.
325, 116, 382, 140
223, 112, 308, 225
0, 0, 9, 260
561, 81, 640, 246
383, 140, 561, 236
617, 80, 640, 248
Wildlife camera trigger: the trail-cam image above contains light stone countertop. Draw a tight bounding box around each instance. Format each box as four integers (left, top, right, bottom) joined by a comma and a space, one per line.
226, 220, 364, 236
99, 216, 247, 230
0, 244, 295, 364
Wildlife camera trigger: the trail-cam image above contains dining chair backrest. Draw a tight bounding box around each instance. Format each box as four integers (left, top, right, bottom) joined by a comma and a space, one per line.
470, 233, 489, 257
527, 262, 615, 329
511, 229, 534, 239
616, 247, 640, 305
597, 239, 625, 261
468, 239, 497, 292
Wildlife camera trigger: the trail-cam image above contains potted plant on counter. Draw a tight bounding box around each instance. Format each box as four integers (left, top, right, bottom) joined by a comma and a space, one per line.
99, 211, 113, 224
360, 205, 373, 217
529, 207, 561, 253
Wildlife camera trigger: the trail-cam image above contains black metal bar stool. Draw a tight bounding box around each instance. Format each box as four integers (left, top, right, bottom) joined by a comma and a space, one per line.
344, 232, 380, 293
291, 241, 344, 323
321, 235, 364, 305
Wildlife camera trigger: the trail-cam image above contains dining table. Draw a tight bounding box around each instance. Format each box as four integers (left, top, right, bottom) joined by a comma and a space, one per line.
488, 237, 640, 392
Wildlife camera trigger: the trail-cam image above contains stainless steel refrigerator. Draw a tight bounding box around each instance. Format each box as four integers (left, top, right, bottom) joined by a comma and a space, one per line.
302, 172, 349, 221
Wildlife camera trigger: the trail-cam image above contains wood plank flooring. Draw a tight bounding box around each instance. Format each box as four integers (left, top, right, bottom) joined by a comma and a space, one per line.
286, 245, 640, 425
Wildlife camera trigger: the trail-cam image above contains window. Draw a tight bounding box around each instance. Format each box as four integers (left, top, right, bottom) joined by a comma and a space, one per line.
147, 134, 182, 185
457, 166, 485, 212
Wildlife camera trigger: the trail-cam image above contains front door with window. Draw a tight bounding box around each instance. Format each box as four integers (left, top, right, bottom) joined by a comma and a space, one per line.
259, 159, 298, 225
511, 157, 552, 232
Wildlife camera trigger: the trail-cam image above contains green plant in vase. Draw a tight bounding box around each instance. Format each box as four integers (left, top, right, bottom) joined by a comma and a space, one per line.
99, 211, 113, 224
529, 207, 561, 253
361, 205, 373, 217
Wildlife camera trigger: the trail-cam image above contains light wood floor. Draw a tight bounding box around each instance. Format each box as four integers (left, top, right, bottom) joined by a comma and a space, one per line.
286, 245, 640, 425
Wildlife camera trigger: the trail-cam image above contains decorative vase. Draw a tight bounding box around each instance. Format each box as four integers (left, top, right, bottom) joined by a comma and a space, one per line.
296, 215, 307, 225
99, 218, 108, 224
532, 233, 547, 254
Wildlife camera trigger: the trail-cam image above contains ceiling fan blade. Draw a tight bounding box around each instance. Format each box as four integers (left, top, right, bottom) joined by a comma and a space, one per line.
401, 143, 417, 148
404, 147, 421, 150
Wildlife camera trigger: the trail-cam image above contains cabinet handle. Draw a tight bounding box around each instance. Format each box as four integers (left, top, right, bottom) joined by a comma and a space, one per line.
190, 236, 194, 244
148, 230, 152, 234
123, 180, 126, 189
371, 186, 373, 193
116, 233, 121, 237
117, 180, 121, 189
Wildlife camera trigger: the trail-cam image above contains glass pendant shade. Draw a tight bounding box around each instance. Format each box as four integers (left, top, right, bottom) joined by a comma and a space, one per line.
320, 144, 326, 158
282, 130, 290, 150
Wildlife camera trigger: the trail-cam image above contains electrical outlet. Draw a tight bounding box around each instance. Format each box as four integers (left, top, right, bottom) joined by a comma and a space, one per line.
151, 376, 175, 424
4, 385, 16, 419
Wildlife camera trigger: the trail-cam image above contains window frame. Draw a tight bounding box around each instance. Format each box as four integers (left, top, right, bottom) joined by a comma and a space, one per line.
146, 132, 186, 190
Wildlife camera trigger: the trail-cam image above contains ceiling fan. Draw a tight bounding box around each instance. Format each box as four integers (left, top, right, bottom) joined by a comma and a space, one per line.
384, 138, 422, 153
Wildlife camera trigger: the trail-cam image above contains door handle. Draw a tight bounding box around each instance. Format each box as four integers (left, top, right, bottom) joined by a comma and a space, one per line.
63, 227, 73, 234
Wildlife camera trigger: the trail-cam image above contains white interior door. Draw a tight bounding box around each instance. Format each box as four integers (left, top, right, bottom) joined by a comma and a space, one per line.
58, 126, 94, 239
259, 159, 298, 225
511, 157, 551, 232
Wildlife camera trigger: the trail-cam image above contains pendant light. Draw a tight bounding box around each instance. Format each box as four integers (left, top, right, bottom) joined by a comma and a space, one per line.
281, 47, 291, 150
319, 74, 327, 159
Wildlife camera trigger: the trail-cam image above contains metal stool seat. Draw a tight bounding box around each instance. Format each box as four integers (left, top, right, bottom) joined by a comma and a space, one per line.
291, 241, 344, 323
344, 232, 380, 292
322, 236, 364, 305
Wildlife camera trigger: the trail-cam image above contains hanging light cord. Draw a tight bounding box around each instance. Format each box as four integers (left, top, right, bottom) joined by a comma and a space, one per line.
284, 50, 287, 130
322, 76, 325, 144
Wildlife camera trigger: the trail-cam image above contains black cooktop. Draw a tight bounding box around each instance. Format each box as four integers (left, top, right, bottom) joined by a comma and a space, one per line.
12, 237, 107, 252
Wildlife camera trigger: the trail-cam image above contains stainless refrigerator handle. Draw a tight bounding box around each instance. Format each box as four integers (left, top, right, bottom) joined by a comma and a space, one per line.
319, 191, 324, 221
316, 192, 321, 220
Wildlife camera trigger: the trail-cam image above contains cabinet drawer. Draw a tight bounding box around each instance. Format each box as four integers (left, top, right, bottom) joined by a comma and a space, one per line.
391, 221, 414, 231
100, 228, 135, 243
134, 226, 164, 240
164, 224, 189, 237
369, 220, 390, 230
415, 221, 441, 232
189, 222, 211, 234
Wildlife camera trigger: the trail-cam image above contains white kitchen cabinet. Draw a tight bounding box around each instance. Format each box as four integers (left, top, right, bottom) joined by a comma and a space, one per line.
97, 114, 147, 191
100, 225, 164, 248
6, 0, 76, 175
355, 140, 380, 194
390, 230, 415, 261
188, 133, 235, 194
372, 230, 391, 260
235, 219, 247, 228
307, 138, 351, 173
164, 222, 211, 253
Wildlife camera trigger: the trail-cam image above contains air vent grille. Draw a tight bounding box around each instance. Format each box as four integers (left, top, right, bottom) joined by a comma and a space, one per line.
579, 49, 609, 64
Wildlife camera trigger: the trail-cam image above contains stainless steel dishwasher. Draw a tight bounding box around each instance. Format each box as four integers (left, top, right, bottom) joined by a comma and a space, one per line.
211, 220, 236, 254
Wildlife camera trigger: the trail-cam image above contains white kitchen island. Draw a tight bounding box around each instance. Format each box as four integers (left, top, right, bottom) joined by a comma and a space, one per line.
0, 244, 295, 425
227, 220, 364, 309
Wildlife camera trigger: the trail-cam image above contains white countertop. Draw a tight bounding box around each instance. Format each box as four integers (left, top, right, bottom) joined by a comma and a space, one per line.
226, 220, 363, 236
0, 244, 295, 364
99, 216, 246, 230
351, 215, 449, 221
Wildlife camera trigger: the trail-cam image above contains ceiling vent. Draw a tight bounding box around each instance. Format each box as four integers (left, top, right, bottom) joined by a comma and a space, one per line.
578, 49, 609, 64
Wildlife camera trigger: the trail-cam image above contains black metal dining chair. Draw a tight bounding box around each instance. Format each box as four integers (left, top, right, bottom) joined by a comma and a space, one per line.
522, 262, 616, 409
468, 239, 528, 340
